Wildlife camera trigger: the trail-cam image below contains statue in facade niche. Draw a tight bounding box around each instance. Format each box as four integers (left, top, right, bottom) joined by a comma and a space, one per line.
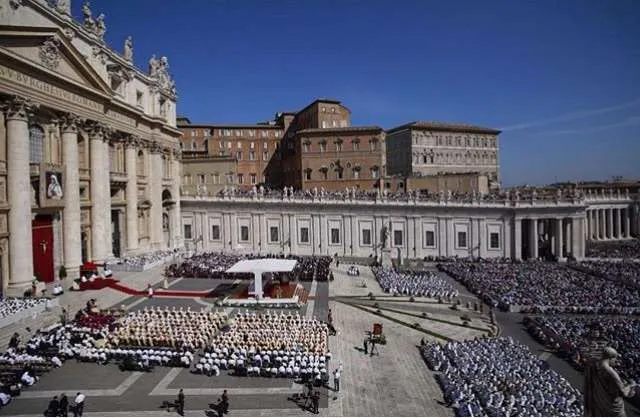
123, 36, 133, 62
82, 2, 95, 32
95, 13, 106, 40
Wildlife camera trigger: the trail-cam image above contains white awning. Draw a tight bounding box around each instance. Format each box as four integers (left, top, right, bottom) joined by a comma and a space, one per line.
226, 258, 297, 274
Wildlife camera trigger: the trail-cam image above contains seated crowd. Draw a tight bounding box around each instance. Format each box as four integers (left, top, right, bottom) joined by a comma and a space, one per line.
421, 337, 583, 417
524, 316, 640, 383
0, 298, 47, 320
586, 238, 640, 259
372, 267, 458, 298
439, 260, 640, 313
165, 252, 332, 282
107, 306, 228, 350
110, 249, 182, 270
196, 311, 330, 380
573, 260, 640, 289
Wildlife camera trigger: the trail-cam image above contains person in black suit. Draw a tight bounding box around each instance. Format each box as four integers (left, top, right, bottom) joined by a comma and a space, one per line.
58, 393, 69, 417
46, 396, 59, 417
176, 389, 184, 416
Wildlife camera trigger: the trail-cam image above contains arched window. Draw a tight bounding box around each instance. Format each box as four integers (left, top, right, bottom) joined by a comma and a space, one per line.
29, 125, 44, 163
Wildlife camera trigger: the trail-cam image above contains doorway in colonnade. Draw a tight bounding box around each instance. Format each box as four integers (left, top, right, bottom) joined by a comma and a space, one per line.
32, 214, 55, 283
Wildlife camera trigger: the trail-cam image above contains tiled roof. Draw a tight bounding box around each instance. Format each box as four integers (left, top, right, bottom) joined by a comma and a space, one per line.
296, 126, 383, 134
387, 121, 501, 134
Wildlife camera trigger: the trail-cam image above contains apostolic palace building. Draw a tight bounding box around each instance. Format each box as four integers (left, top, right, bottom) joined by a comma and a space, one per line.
1, 0, 639, 297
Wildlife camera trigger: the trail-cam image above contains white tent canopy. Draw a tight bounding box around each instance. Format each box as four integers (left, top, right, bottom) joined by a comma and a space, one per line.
226, 259, 297, 274
226, 259, 297, 300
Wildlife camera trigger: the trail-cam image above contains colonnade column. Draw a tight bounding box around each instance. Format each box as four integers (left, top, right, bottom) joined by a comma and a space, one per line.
625, 208, 632, 238
596, 209, 602, 240
564, 219, 572, 255
529, 218, 538, 259
89, 123, 109, 263
148, 142, 163, 249
513, 217, 522, 260
124, 137, 138, 254
555, 218, 564, 258
615, 208, 622, 239
60, 114, 82, 281
4, 96, 35, 296
171, 150, 182, 249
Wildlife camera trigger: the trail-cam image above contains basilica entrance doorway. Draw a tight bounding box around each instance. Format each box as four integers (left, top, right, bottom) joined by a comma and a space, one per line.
111, 210, 121, 258
32, 214, 54, 283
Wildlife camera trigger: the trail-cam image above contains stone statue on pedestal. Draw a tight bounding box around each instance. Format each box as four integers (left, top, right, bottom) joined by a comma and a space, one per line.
148, 54, 159, 77
381, 225, 389, 249
446, 190, 452, 201
54, 0, 70, 14
259, 185, 265, 197
82, 2, 95, 32
585, 347, 637, 416
123, 36, 133, 62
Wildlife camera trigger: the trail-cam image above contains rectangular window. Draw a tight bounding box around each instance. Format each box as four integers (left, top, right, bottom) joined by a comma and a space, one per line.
425, 230, 435, 247
330, 228, 340, 244
250, 142, 255, 149
393, 230, 403, 246
240, 226, 249, 242
335, 142, 342, 152
249, 151, 255, 161
353, 141, 360, 151
305, 170, 312, 180
270, 226, 279, 243
183, 224, 192, 240
250, 173, 257, 184
457, 231, 467, 248
300, 227, 310, 243
136, 91, 144, 108
303, 143, 310, 152
211, 225, 220, 240
203, 129, 211, 137
336, 170, 343, 180
237, 141, 242, 149
226, 141, 232, 149
362, 229, 371, 245
236, 151, 242, 160
237, 173, 244, 184
490, 232, 500, 249
319, 142, 326, 152
262, 151, 269, 161
263, 141, 268, 149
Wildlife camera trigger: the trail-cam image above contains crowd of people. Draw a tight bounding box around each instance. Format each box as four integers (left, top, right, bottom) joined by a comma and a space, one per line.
0, 298, 48, 321
372, 267, 458, 298
213, 185, 584, 204
438, 260, 640, 313
109, 249, 183, 271
107, 307, 228, 350
196, 311, 330, 379
524, 316, 640, 383
421, 337, 583, 416
573, 260, 640, 289
165, 252, 333, 282
586, 238, 640, 259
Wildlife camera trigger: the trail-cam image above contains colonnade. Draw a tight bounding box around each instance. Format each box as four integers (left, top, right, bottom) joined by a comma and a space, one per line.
2, 95, 181, 296
520, 217, 584, 260
585, 207, 632, 241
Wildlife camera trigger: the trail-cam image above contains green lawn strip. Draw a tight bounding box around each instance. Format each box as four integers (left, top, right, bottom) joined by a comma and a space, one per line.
352, 301, 492, 333
337, 299, 452, 342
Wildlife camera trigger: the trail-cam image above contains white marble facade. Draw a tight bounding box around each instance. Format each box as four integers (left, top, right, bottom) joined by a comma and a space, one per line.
180, 195, 637, 261
0, 0, 182, 295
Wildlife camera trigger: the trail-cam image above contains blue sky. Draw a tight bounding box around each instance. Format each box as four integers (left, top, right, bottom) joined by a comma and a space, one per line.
78, 0, 639, 186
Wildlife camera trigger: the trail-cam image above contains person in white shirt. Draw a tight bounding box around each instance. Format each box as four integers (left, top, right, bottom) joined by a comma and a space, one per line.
333, 368, 340, 392
20, 370, 36, 386
73, 392, 85, 417
0, 391, 11, 406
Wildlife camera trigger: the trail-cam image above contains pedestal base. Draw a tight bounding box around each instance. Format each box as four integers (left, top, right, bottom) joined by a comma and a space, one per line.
380, 249, 393, 268
5, 282, 32, 297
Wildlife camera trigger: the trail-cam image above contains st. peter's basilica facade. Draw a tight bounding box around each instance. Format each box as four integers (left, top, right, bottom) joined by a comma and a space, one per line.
0, 0, 182, 296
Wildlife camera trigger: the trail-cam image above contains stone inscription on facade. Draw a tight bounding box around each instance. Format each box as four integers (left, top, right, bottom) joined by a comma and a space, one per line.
105, 108, 136, 127
0, 64, 103, 111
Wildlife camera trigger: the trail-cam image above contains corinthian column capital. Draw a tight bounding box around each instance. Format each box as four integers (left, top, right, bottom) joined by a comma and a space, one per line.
2, 95, 38, 121
124, 135, 141, 149
59, 113, 83, 134
84, 120, 111, 141
149, 140, 163, 154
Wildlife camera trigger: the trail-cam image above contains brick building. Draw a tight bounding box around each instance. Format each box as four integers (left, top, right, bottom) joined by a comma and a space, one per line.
177, 117, 283, 194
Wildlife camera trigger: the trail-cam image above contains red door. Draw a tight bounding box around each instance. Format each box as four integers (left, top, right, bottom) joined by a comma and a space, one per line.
32, 215, 55, 283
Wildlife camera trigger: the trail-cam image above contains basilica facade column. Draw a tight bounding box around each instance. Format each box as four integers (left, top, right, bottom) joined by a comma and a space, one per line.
4, 97, 34, 296
625, 208, 632, 238
60, 114, 82, 280
148, 142, 163, 249
124, 137, 138, 254
89, 123, 109, 263
596, 209, 602, 240
170, 149, 182, 249
564, 219, 572, 255
607, 208, 613, 240
513, 217, 522, 260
